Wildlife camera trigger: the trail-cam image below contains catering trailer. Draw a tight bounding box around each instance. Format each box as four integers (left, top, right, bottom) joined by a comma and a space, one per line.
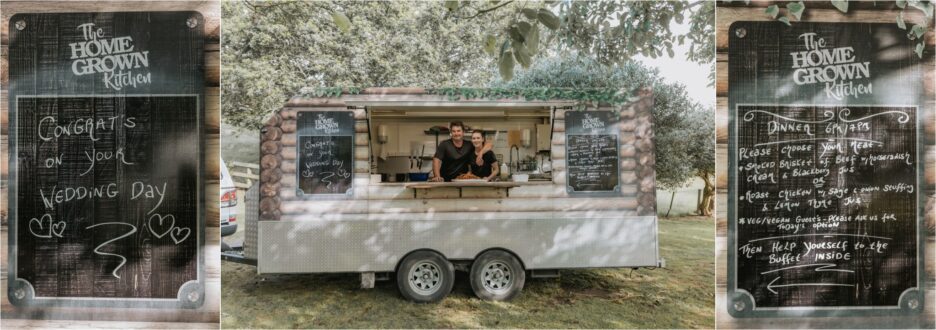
224, 87, 662, 302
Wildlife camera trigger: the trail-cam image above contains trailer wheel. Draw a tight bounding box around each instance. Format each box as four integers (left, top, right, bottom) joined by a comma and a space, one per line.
396, 250, 454, 303
470, 250, 525, 301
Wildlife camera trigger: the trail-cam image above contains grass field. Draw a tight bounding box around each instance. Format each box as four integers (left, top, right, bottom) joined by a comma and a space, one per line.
221, 216, 715, 328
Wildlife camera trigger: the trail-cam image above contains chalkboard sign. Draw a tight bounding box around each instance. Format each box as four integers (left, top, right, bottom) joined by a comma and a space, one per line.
296, 111, 355, 196
565, 110, 620, 195
7, 12, 204, 308
728, 22, 924, 317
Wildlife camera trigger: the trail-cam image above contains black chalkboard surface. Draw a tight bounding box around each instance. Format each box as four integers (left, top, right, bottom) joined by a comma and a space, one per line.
727, 22, 923, 317
565, 110, 620, 195
7, 12, 204, 308
296, 111, 355, 196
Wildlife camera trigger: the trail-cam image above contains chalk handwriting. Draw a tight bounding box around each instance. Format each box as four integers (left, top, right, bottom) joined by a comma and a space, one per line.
85, 222, 138, 279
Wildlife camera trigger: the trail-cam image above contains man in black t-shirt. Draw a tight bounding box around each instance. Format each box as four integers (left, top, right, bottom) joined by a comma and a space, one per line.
431, 121, 491, 182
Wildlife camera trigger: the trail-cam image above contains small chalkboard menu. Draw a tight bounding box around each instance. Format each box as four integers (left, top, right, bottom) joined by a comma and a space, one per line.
565, 110, 620, 195
296, 111, 355, 196
728, 22, 924, 317
8, 12, 204, 308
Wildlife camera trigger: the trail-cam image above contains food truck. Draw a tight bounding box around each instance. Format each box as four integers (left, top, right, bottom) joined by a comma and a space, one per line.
223, 87, 662, 302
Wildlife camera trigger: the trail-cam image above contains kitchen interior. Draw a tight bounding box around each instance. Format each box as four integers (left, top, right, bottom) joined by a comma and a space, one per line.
368, 106, 555, 184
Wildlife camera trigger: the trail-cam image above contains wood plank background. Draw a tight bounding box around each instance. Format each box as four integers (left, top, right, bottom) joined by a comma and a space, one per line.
716, 2, 935, 328
1, 0, 219, 324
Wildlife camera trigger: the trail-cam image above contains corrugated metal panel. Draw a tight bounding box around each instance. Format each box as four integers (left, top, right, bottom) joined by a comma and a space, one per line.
244, 182, 259, 260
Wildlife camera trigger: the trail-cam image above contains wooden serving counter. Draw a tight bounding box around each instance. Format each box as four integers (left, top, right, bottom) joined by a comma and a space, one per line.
404, 181, 525, 189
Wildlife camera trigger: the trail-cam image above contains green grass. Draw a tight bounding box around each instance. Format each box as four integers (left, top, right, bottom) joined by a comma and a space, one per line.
221, 216, 715, 328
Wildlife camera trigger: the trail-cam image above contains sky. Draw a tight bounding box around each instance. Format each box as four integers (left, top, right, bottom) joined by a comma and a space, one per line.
633, 17, 715, 107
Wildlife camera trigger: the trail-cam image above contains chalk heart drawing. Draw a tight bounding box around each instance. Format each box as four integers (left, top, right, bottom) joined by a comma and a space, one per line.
147, 213, 175, 239
28, 214, 64, 238
51, 221, 67, 237
170, 227, 191, 244
147, 213, 190, 244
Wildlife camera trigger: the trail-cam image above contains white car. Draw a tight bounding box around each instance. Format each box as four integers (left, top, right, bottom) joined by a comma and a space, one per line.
220, 159, 238, 237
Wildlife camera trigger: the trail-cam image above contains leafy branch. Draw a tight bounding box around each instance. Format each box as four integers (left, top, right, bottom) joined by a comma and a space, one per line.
756, 0, 934, 58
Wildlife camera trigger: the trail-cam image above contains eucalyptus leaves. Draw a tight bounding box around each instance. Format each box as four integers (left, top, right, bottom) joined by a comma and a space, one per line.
438, 1, 713, 81
758, 0, 934, 58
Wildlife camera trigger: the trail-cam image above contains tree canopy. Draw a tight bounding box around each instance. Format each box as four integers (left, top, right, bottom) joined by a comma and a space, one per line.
223, 0, 716, 129
439, 0, 715, 82
222, 0, 508, 128
494, 54, 714, 194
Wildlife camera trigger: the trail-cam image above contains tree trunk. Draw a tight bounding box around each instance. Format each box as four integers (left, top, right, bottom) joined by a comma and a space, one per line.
697, 170, 715, 216
665, 190, 676, 218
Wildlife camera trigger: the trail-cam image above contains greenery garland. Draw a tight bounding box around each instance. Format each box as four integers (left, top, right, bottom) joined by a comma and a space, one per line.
297, 86, 642, 106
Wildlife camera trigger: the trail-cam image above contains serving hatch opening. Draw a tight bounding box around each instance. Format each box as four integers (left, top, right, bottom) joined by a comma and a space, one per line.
364, 104, 557, 184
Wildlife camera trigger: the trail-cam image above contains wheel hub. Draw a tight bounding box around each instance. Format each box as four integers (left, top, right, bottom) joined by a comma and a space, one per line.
408, 261, 443, 295
481, 261, 512, 294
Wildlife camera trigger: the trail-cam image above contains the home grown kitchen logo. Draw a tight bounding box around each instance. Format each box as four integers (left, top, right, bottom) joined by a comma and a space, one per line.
790, 32, 872, 101
69, 23, 151, 91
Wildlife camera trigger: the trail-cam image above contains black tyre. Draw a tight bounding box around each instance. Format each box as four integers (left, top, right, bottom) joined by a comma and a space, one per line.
396, 250, 454, 303
470, 250, 525, 301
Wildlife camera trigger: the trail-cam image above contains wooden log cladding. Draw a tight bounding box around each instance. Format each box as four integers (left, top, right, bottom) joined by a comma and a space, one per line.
261, 168, 283, 183
260, 196, 281, 212
260, 209, 282, 221
279, 107, 366, 120
262, 127, 283, 142
927, 102, 936, 145
205, 182, 219, 227
206, 134, 219, 180
205, 87, 220, 134
716, 191, 728, 237
205, 50, 219, 87
261, 154, 282, 170
716, 97, 728, 144
715, 7, 936, 51
1, 1, 221, 44
0, 90, 7, 134
927, 146, 936, 190
927, 194, 936, 234
278, 181, 370, 199
0, 46, 6, 86
716, 145, 728, 189
0, 135, 7, 177
265, 110, 283, 127
261, 141, 282, 155
261, 183, 280, 198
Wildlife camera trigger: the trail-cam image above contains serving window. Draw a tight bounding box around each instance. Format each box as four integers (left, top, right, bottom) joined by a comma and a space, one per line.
365, 105, 555, 186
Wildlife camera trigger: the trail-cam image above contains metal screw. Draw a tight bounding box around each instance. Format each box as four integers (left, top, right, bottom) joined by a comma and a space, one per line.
187, 291, 200, 302
186, 17, 198, 29
735, 27, 747, 39
733, 300, 746, 312
14, 288, 26, 299
909, 298, 919, 310
15, 20, 26, 31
